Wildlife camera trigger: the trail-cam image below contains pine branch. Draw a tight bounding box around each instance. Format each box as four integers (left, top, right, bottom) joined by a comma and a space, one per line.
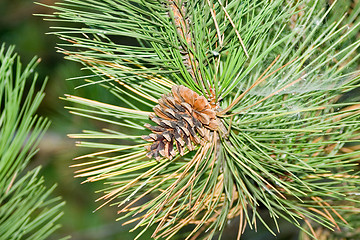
0, 44, 65, 240
42, 0, 360, 239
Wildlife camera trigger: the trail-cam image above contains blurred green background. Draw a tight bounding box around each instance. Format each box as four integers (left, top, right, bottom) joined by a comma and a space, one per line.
3, 1, 355, 240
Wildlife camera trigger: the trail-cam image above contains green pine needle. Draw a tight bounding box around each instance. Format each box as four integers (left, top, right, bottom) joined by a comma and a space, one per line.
0, 44, 65, 240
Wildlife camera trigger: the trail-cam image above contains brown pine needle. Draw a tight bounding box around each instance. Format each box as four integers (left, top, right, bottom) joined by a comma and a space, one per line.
311, 197, 339, 230
90, 64, 159, 103
305, 173, 359, 179
75, 56, 162, 103
217, 0, 249, 57
328, 104, 360, 122
161, 207, 212, 239
73, 147, 126, 160
65, 95, 151, 115
5, 172, 17, 194
82, 158, 154, 182
119, 163, 187, 214
73, 151, 146, 174
71, 145, 148, 167
307, 207, 337, 229
102, 165, 163, 206
224, 143, 286, 199
122, 58, 175, 87
237, 208, 244, 240
219, 55, 280, 115
220, 56, 299, 116
232, 77, 303, 115
60, 37, 175, 88
152, 200, 179, 237
191, 144, 217, 211
302, 215, 318, 239
207, 0, 223, 46
169, 0, 206, 90
154, 148, 205, 215
316, 197, 349, 225
189, 224, 210, 240
188, 141, 216, 210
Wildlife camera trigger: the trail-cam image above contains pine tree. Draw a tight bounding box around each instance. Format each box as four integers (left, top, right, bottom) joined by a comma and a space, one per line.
43, 0, 360, 239
0, 45, 65, 240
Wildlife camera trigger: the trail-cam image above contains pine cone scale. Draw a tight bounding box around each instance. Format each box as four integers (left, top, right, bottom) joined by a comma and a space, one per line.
153, 106, 172, 120
193, 96, 208, 111
196, 111, 211, 125
174, 129, 185, 146
163, 132, 172, 141
180, 102, 193, 113
182, 114, 194, 127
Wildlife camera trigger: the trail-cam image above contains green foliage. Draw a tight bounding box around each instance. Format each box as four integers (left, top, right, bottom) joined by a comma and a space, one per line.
43, 0, 360, 239
0, 44, 65, 240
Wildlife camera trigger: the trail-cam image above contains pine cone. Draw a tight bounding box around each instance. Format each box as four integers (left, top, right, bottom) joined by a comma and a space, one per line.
142, 85, 218, 160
